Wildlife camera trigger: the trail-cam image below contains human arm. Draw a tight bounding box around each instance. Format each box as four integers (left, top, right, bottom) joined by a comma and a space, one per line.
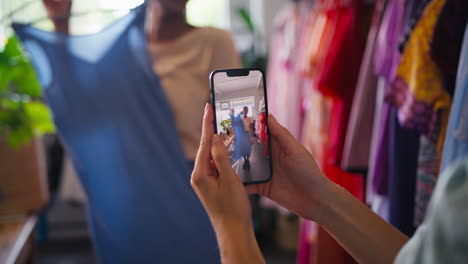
312, 180, 409, 264
192, 104, 409, 264
191, 104, 265, 264
42, 0, 71, 34
245, 115, 408, 264
229, 108, 235, 119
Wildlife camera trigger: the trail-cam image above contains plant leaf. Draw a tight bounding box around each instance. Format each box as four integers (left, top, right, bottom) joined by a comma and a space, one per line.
0, 35, 54, 148
237, 7, 255, 33
3, 36, 22, 58
25, 102, 55, 134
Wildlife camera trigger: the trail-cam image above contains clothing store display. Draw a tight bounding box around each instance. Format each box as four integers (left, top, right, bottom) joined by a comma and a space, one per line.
388, 0, 455, 229
148, 27, 240, 159
268, 0, 468, 261
310, 0, 367, 200
387, 0, 449, 143
441, 23, 468, 174
395, 159, 468, 264
13, 5, 219, 263
269, 1, 369, 263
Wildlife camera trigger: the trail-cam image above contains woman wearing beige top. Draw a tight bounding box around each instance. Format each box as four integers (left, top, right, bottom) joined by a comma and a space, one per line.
43, 0, 241, 161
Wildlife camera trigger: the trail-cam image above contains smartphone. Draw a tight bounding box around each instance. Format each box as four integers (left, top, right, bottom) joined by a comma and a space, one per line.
210, 68, 272, 185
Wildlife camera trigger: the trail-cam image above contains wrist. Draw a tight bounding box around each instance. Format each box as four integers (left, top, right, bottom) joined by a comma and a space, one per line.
308, 177, 339, 224
213, 219, 265, 264
212, 217, 254, 236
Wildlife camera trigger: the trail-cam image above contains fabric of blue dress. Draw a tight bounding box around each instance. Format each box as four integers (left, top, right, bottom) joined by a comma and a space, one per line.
230, 113, 252, 161
441, 23, 468, 174
13, 5, 219, 263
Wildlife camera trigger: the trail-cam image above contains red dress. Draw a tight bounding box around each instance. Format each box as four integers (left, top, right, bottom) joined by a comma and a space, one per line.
257, 112, 269, 157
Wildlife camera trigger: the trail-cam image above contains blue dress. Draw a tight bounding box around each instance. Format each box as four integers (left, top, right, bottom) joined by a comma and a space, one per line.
13, 5, 219, 263
230, 113, 252, 161
441, 22, 468, 174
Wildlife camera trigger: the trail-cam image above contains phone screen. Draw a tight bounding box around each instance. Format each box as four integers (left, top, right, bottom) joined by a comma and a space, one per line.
210, 68, 272, 184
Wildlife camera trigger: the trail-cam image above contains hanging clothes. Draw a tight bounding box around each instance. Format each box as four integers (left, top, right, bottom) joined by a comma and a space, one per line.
386, 0, 450, 229
387, 0, 449, 148
370, 100, 393, 195
398, 0, 432, 52
267, 3, 303, 139
313, 1, 366, 200
310, 1, 370, 264
367, 78, 391, 220
388, 108, 419, 236
441, 22, 468, 174
13, 5, 219, 263
342, 0, 387, 171
256, 111, 269, 156
370, 0, 407, 197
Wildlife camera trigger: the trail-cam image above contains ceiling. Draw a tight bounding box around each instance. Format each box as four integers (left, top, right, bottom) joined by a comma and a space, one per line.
213, 71, 262, 95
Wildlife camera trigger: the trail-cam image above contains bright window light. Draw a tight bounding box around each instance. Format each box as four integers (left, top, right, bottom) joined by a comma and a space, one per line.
186, 0, 225, 27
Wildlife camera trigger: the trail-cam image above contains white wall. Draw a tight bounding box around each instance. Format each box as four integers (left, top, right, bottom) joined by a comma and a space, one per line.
249, 0, 285, 55
217, 80, 263, 118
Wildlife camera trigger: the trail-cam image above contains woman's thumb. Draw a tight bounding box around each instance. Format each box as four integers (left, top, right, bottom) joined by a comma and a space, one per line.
211, 135, 234, 176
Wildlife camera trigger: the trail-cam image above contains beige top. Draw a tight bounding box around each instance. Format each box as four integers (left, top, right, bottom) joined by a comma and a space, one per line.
148, 27, 240, 159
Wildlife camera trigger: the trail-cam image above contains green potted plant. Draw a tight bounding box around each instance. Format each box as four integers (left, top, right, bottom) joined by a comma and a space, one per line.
220, 119, 231, 132
0, 35, 54, 216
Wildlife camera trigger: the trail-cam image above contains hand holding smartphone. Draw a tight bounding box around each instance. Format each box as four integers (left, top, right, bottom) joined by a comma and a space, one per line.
210, 68, 272, 185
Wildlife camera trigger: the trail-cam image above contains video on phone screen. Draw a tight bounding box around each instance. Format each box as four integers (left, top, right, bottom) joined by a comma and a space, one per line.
213, 70, 270, 183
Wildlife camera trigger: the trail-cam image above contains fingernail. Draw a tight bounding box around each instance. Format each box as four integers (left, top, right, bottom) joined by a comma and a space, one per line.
204, 103, 210, 113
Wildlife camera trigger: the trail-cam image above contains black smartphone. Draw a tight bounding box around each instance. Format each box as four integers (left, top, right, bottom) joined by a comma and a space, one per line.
210, 68, 272, 185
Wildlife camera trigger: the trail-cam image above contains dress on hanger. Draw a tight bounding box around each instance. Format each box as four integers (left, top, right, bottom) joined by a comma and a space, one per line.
13, 5, 219, 263
342, 0, 386, 171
